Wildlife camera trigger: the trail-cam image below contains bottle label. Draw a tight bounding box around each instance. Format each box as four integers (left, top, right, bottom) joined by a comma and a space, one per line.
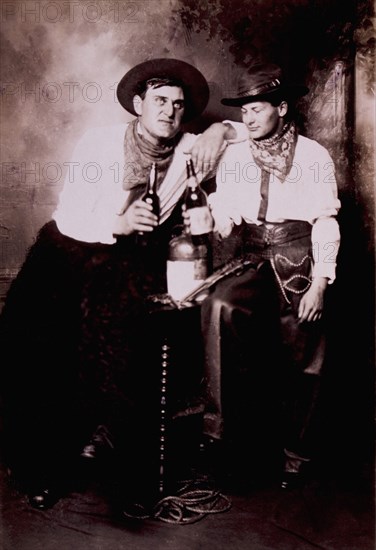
189, 206, 212, 235
167, 259, 207, 301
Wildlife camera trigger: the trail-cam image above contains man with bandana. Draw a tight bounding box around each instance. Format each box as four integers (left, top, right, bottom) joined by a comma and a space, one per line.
54, 58, 224, 244
0, 58, 232, 512
200, 63, 341, 490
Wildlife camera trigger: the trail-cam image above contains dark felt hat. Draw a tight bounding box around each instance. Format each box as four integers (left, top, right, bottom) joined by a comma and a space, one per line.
221, 63, 309, 107
117, 58, 209, 122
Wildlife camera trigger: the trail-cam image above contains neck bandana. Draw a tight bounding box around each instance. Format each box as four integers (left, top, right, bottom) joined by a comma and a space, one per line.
122, 119, 182, 191
249, 121, 297, 182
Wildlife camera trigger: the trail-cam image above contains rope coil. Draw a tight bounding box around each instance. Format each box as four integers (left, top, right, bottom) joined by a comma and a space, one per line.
122, 480, 232, 524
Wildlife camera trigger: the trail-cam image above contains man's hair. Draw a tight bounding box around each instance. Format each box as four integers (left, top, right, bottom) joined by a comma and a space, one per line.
136, 77, 185, 99
267, 91, 286, 107
258, 90, 298, 122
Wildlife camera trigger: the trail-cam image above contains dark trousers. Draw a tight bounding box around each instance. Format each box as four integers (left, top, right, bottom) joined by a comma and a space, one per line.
0, 222, 94, 488
201, 222, 325, 463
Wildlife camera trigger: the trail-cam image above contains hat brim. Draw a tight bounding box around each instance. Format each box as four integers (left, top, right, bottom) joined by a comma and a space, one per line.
117, 58, 209, 122
221, 84, 309, 107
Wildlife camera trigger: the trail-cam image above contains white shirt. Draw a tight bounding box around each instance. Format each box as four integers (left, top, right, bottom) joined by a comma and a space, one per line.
210, 122, 341, 282
53, 123, 198, 244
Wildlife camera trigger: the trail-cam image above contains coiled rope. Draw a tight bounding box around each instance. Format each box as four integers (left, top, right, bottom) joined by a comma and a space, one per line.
122, 479, 232, 524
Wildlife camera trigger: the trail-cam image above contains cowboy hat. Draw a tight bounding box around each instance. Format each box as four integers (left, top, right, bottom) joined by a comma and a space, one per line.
221, 63, 309, 107
117, 58, 209, 122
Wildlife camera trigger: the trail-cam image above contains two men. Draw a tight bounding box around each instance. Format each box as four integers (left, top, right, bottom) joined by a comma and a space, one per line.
1, 58, 341, 514
0, 58, 230, 511
202, 63, 341, 488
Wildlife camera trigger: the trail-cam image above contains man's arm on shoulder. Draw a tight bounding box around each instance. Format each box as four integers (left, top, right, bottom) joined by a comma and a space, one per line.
188, 121, 246, 174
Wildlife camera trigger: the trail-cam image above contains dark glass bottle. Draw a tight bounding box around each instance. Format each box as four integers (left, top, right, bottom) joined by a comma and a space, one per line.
184, 158, 212, 246
137, 162, 160, 246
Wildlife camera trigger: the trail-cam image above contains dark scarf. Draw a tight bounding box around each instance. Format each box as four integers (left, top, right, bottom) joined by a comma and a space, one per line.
122, 119, 182, 192
249, 121, 297, 182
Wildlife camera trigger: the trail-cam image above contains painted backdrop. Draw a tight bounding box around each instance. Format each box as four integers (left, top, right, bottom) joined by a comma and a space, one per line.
0, 0, 375, 472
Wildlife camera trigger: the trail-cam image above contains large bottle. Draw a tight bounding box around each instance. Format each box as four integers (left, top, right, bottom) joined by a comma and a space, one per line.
137, 162, 160, 246
183, 158, 212, 245
167, 227, 211, 304
166, 160, 213, 303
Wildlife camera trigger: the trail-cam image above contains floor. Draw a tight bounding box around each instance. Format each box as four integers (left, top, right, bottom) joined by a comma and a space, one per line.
1, 430, 374, 550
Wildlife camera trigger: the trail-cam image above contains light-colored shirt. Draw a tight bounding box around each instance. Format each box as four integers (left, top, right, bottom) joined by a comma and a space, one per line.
210, 122, 341, 282
53, 123, 198, 244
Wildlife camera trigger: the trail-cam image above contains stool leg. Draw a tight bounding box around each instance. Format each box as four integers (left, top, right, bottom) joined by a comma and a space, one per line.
159, 339, 170, 496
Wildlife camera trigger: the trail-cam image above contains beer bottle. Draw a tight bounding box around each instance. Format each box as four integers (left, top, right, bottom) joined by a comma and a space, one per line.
137, 162, 160, 246
183, 158, 212, 246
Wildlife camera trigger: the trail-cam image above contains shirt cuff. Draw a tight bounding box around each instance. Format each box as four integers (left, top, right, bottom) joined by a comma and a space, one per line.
222, 120, 248, 143
312, 262, 337, 284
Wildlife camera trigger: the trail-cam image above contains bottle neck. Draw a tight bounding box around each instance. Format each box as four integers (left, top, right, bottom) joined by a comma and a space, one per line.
187, 162, 199, 189
187, 177, 198, 190
186, 159, 198, 187
149, 162, 157, 193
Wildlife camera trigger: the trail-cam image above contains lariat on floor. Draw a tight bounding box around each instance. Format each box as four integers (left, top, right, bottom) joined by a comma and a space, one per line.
121, 478, 232, 524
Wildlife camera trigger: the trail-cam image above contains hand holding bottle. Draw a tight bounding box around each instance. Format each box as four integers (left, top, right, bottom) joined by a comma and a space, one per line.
113, 162, 160, 239
182, 204, 214, 235
113, 199, 159, 236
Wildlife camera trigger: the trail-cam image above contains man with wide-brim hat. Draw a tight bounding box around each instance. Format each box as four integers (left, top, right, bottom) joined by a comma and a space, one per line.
1, 58, 232, 514
200, 62, 341, 490
117, 57, 210, 123
54, 57, 229, 243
